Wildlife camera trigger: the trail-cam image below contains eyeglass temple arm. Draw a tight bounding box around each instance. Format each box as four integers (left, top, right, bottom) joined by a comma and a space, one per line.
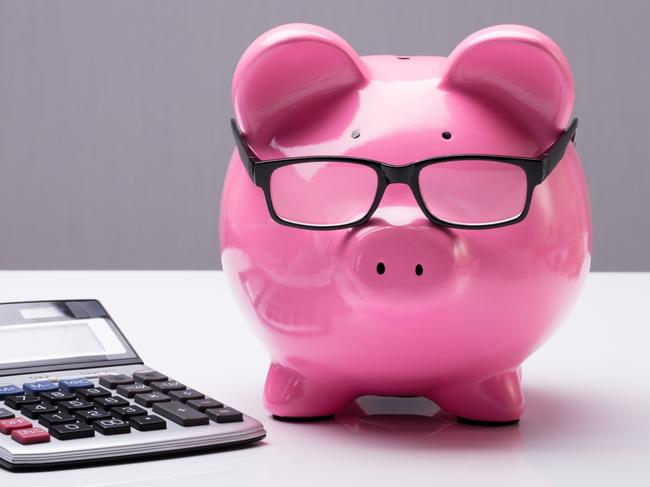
230, 118, 259, 182
542, 118, 578, 181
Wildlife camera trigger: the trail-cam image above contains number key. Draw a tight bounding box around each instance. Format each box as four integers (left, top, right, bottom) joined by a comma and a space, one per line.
21, 402, 58, 419
94, 396, 129, 410
76, 387, 111, 400
93, 418, 131, 435
41, 391, 76, 404
112, 405, 147, 420
58, 399, 93, 414
39, 412, 76, 428
4, 394, 40, 410
76, 408, 113, 424
49, 422, 95, 440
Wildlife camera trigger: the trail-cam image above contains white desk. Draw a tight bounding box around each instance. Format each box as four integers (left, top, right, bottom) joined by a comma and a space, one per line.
0, 271, 648, 486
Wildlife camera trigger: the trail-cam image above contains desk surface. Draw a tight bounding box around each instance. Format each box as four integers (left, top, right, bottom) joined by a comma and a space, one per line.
0, 271, 648, 486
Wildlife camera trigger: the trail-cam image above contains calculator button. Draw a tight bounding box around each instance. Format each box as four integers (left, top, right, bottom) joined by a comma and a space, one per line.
112, 405, 147, 420
41, 391, 76, 404
76, 408, 113, 424
49, 422, 95, 440
0, 385, 23, 399
11, 427, 50, 445
93, 418, 131, 435
21, 402, 58, 419
4, 394, 40, 410
116, 383, 153, 398
39, 412, 76, 428
150, 380, 186, 393
0, 417, 32, 434
59, 379, 94, 391
168, 389, 204, 402
94, 396, 129, 410
98, 374, 134, 389
152, 401, 209, 427
133, 371, 168, 385
76, 387, 111, 400
0, 408, 15, 420
58, 399, 94, 413
22, 381, 59, 395
206, 407, 244, 423
134, 392, 171, 408
129, 415, 167, 432
187, 398, 223, 412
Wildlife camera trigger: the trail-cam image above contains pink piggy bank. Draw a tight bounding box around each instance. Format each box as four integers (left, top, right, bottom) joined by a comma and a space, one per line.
221, 24, 591, 424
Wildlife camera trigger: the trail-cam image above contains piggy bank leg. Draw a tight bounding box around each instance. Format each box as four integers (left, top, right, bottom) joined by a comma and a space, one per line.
264, 363, 354, 420
431, 369, 523, 425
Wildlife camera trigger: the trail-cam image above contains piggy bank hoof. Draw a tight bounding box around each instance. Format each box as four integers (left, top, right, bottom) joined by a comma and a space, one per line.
457, 416, 520, 427
272, 414, 336, 422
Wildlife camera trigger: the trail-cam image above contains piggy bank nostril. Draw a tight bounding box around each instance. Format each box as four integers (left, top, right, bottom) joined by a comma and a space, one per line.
415, 264, 423, 276
376, 262, 386, 275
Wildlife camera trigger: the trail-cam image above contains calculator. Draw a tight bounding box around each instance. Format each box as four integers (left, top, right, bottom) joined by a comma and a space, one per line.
0, 300, 266, 471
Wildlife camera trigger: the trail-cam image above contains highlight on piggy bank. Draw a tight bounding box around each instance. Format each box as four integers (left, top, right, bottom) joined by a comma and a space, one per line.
220, 23, 591, 424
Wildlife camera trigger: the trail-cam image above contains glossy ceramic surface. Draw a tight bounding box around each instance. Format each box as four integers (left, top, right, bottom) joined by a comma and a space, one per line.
220, 24, 591, 422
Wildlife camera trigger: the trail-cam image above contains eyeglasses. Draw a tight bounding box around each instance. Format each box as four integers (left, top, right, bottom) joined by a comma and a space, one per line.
231, 118, 578, 230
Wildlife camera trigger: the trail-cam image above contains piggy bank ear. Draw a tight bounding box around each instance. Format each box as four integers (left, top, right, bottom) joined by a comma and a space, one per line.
232, 24, 368, 145
441, 25, 574, 143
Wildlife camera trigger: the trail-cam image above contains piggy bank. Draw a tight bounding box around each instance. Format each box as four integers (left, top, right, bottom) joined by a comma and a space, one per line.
220, 24, 591, 424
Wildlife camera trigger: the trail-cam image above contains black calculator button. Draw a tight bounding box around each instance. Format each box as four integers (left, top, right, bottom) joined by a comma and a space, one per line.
152, 401, 209, 427
39, 412, 76, 428
98, 374, 134, 389
49, 422, 95, 440
168, 389, 205, 403
0, 408, 15, 419
129, 415, 167, 432
112, 405, 147, 420
4, 394, 40, 410
150, 381, 186, 393
41, 391, 76, 404
94, 396, 129, 410
133, 371, 168, 385
134, 392, 171, 408
21, 402, 58, 419
58, 399, 94, 413
116, 383, 153, 398
187, 398, 223, 412
206, 407, 244, 423
76, 387, 111, 400
76, 408, 113, 424
93, 418, 131, 435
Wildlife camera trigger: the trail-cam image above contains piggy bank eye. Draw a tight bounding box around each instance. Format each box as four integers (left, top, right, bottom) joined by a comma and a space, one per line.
441, 131, 452, 140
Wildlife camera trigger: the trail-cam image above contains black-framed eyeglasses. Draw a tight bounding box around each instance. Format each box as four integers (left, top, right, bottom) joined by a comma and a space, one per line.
231, 118, 577, 230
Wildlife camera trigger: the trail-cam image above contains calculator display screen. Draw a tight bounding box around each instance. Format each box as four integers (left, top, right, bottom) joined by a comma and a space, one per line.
0, 319, 125, 365
0, 300, 139, 374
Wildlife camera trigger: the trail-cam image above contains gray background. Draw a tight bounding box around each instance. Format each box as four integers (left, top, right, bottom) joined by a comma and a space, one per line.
0, 0, 648, 271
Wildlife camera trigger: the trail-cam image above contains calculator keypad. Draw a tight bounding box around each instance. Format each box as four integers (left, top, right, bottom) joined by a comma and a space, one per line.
1, 369, 243, 446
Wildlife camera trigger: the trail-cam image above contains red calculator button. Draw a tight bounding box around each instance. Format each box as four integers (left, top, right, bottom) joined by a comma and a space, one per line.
0, 417, 32, 434
11, 427, 51, 444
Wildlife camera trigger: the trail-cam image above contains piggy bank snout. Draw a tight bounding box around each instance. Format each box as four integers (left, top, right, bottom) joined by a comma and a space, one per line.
345, 224, 457, 297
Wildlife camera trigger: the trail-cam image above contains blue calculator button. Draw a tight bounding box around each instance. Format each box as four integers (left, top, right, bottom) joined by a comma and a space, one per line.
23, 381, 59, 394
0, 385, 23, 399
59, 379, 94, 391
